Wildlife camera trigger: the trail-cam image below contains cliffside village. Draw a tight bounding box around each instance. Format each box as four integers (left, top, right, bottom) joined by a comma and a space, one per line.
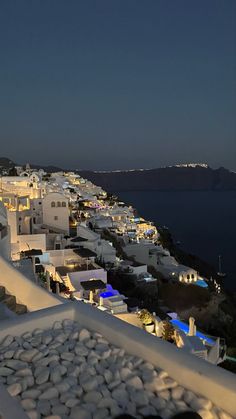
0, 165, 225, 366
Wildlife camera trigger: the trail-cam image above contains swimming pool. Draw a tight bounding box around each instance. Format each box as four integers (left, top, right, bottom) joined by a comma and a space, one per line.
170, 319, 215, 345
99, 284, 119, 298
99, 291, 115, 298
195, 279, 208, 288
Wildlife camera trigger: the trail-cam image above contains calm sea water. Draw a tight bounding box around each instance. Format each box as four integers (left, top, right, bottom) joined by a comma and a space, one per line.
116, 191, 236, 291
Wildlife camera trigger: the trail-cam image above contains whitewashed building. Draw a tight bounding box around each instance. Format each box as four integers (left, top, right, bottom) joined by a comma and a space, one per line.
42, 192, 69, 234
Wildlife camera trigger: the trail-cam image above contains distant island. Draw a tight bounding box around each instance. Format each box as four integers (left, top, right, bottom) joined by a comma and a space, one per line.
1, 157, 236, 191
78, 164, 236, 192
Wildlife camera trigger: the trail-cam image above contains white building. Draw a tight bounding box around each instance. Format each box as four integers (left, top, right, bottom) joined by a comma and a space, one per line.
0, 202, 10, 260
42, 192, 69, 234
71, 224, 117, 264
124, 242, 198, 283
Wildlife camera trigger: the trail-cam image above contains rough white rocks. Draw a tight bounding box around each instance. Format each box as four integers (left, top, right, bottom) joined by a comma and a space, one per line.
19, 349, 38, 362
65, 398, 79, 408
7, 382, 22, 396
81, 377, 99, 392
93, 408, 109, 419
35, 368, 50, 385
39, 387, 59, 400
112, 388, 129, 406
15, 368, 32, 377
0, 319, 232, 419
151, 396, 167, 410
21, 398, 36, 411
130, 390, 149, 407
172, 385, 185, 400
22, 389, 41, 399
1, 335, 14, 347
44, 416, 61, 419
27, 409, 39, 419
70, 406, 92, 419
79, 329, 91, 342
4, 350, 15, 359
126, 375, 143, 390
0, 367, 14, 376
51, 403, 69, 416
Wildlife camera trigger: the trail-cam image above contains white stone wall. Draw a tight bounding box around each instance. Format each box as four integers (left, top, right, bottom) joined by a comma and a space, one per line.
15, 234, 46, 254
68, 268, 107, 290
0, 256, 62, 311
42, 192, 69, 234
0, 303, 235, 417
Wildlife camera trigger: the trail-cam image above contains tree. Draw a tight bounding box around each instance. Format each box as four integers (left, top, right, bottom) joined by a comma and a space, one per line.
137, 309, 154, 325
8, 166, 18, 176
162, 321, 175, 342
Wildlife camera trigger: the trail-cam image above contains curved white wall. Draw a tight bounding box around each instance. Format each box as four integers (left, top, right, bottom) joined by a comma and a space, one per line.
0, 302, 235, 417
0, 256, 62, 311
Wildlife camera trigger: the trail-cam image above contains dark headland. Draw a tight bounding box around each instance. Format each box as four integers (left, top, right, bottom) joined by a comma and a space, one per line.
77, 165, 236, 192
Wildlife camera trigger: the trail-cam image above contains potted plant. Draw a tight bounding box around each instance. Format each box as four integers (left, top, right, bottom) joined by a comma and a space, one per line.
161, 320, 175, 343
137, 309, 155, 333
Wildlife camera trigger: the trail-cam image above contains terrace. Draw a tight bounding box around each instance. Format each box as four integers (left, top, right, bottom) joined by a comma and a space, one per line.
0, 302, 235, 419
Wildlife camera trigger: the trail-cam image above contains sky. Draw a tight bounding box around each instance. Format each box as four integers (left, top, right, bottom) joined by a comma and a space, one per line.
0, 0, 235, 171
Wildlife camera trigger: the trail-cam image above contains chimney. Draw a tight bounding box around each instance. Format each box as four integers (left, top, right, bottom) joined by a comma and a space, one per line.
189, 317, 196, 336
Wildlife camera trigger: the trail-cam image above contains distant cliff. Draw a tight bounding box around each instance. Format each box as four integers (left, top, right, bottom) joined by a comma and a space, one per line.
77, 166, 236, 191
0, 157, 15, 168
0, 157, 62, 174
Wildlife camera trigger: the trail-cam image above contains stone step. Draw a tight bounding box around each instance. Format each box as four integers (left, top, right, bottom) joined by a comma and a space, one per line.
0, 285, 27, 315
3, 294, 17, 311
0, 285, 6, 301
15, 303, 27, 315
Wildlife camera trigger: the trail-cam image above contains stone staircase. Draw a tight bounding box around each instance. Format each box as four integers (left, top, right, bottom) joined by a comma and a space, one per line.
0, 285, 27, 317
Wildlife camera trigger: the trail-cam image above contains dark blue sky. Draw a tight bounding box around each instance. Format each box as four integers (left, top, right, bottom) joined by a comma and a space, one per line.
0, 1, 235, 170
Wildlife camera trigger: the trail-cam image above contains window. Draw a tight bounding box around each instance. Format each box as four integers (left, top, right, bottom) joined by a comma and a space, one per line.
57, 202, 61, 207
51, 202, 56, 207
54, 216, 58, 220
191, 274, 195, 279
187, 274, 190, 280
62, 202, 66, 207
39, 202, 41, 205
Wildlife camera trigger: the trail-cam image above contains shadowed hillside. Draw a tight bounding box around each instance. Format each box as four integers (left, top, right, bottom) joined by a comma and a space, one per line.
77, 166, 236, 192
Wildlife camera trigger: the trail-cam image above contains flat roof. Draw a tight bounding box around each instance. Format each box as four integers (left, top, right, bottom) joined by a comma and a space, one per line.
73, 248, 97, 258
71, 236, 88, 242
21, 249, 43, 257
56, 263, 96, 276
80, 280, 106, 291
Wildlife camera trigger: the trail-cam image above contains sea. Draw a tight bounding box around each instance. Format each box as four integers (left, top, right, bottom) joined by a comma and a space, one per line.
116, 190, 236, 292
